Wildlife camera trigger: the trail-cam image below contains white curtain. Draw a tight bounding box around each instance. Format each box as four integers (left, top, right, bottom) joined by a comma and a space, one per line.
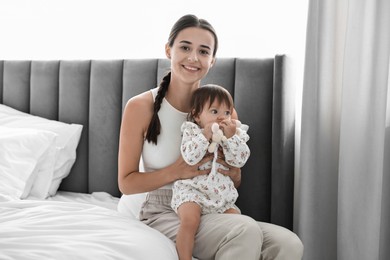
296, 0, 390, 259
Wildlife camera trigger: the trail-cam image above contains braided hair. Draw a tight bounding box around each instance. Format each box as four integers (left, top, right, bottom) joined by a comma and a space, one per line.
145, 14, 218, 144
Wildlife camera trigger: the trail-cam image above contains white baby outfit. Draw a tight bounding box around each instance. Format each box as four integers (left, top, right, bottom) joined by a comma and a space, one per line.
171, 121, 250, 214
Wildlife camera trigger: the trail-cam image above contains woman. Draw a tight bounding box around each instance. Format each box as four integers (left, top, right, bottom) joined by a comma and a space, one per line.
118, 14, 303, 260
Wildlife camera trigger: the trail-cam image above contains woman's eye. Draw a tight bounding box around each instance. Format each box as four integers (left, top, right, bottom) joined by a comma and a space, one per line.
200, 49, 210, 56
181, 46, 190, 51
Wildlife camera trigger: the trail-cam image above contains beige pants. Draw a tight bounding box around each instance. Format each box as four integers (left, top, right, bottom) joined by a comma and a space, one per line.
140, 190, 303, 260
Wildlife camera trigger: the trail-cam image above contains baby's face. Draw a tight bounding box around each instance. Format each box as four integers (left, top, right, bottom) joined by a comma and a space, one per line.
196, 100, 232, 128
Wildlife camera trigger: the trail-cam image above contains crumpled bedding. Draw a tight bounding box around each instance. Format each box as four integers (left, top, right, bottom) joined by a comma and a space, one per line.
0, 197, 178, 260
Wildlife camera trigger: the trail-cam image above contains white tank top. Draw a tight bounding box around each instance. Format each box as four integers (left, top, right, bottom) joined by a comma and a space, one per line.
141, 87, 188, 189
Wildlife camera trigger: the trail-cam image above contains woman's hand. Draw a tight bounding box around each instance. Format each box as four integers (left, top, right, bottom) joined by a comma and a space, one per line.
216, 157, 242, 188
172, 154, 213, 181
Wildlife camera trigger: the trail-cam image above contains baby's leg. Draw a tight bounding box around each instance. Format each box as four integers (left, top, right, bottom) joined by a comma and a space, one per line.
176, 202, 202, 260
224, 208, 240, 214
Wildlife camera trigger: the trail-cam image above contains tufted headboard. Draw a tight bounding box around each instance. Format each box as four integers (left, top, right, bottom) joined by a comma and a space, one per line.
0, 56, 295, 230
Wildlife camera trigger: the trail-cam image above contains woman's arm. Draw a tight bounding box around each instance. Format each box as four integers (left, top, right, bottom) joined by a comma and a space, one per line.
118, 91, 211, 195
118, 91, 171, 194
217, 160, 242, 188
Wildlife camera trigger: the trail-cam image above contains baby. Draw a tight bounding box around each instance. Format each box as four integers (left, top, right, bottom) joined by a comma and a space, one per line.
171, 84, 250, 260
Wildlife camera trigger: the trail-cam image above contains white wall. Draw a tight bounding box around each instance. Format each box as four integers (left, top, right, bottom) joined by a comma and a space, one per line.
0, 0, 308, 154
0, 0, 308, 61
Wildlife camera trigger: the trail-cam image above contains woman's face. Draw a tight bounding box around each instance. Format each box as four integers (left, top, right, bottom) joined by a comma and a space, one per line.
166, 27, 216, 85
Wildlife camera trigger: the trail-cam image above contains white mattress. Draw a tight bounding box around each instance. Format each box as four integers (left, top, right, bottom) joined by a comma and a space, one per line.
0, 191, 178, 260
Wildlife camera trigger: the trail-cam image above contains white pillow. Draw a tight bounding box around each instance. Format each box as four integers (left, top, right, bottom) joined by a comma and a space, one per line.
0, 126, 57, 200
0, 104, 83, 196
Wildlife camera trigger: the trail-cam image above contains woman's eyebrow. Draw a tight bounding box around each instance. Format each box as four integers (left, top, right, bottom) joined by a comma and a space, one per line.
179, 40, 211, 51
200, 45, 211, 51
179, 40, 192, 45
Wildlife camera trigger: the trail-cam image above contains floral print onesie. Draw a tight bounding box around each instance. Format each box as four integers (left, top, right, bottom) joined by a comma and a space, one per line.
171, 121, 250, 214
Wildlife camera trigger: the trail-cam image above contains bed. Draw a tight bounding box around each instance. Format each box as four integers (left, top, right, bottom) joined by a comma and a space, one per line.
0, 56, 295, 259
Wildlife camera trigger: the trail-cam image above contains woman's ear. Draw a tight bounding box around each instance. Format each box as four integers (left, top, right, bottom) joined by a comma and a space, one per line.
165, 43, 171, 59
210, 57, 216, 68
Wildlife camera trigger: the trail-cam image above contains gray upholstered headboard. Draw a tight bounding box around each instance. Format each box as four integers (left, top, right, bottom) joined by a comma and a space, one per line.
0, 56, 295, 230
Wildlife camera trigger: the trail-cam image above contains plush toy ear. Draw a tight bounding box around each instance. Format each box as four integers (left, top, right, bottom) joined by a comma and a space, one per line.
211, 123, 220, 133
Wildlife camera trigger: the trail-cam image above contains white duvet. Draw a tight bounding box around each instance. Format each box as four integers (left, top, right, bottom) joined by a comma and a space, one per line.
0, 198, 178, 260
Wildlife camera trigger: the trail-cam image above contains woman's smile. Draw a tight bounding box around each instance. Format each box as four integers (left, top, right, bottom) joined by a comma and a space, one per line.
182, 64, 200, 71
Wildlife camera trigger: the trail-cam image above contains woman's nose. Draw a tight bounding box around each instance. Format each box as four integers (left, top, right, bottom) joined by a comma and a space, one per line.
187, 52, 199, 62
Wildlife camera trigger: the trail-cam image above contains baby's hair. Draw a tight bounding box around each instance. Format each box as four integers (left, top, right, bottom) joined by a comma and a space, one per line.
188, 84, 234, 122
145, 14, 218, 144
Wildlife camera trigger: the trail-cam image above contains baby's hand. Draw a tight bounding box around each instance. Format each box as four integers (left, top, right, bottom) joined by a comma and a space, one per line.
219, 119, 236, 139
202, 122, 214, 141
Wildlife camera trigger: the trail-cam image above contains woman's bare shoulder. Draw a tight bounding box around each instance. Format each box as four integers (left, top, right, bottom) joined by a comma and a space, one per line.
124, 90, 153, 113
121, 90, 154, 134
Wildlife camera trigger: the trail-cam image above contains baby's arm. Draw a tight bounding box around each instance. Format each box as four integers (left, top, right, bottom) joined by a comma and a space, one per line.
181, 121, 210, 166
221, 126, 250, 168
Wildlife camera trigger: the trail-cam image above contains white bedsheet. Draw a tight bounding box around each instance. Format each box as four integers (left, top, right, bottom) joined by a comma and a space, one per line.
0, 193, 178, 260
44, 191, 121, 211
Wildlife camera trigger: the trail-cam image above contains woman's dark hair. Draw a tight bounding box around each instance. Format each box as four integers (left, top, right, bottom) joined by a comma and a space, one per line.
145, 14, 219, 144
188, 84, 234, 123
